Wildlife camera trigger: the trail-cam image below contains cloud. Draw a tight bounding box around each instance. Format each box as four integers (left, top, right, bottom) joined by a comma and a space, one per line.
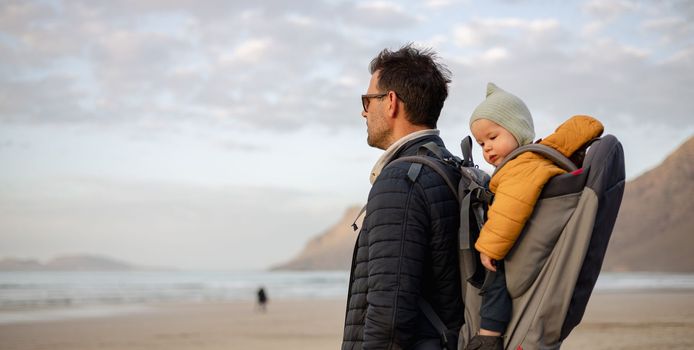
0, 0, 691, 135
348, 1, 422, 28
218, 140, 264, 152
480, 47, 509, 62
1, 1, 372, 130
444, 10, 693, 129
0, 75, 91, 123
642, 15, 694, 46
583, 0, 638, 20
221, 38, 273, 64
425, 0, 458, 8
452, 18, 563, 51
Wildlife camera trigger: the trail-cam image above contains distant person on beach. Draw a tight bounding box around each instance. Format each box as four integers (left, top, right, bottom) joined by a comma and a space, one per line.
256, 287, 267, 312
342, 44, 463, 349
464, 83, 603, 350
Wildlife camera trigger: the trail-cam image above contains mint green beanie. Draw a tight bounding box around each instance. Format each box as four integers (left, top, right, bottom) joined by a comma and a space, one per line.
469, 82, 535, 146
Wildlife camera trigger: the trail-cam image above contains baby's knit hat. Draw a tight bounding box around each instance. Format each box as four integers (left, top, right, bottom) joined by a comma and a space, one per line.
469, 82, 535, 146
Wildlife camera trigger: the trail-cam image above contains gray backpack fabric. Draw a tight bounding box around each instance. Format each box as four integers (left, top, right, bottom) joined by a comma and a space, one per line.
392, 134, 625, 350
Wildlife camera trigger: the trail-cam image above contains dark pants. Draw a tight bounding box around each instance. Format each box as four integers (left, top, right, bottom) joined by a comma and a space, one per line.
479, 261, 512, 333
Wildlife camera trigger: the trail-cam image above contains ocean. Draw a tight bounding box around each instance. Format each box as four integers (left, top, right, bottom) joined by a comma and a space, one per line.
1, 270, 693, 324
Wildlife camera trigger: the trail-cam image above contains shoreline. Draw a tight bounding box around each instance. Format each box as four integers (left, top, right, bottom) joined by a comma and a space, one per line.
1, 290, 693, 349
1, 287, 691, 322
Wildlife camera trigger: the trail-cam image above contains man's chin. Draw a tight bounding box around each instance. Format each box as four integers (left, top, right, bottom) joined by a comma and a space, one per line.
367, 140, 383, 150
366, 136, 379, 149
366, 139, 383, 149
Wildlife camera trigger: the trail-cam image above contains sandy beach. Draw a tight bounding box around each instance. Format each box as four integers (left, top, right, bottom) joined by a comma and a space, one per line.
1, 291, 693, 350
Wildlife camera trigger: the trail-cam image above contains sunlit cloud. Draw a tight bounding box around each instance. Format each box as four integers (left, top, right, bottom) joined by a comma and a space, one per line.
220, 38, 274, 64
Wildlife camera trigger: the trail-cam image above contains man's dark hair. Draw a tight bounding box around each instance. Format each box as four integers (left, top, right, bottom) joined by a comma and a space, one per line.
369, 44, 451, 128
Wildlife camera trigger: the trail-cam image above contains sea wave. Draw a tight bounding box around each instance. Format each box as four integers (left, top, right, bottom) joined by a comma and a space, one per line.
0, 270, 349, 309
1, 271, 692, 311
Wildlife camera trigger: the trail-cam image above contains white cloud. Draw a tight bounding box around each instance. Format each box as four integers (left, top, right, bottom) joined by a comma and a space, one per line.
642, 16, 683, 31
336, 74, 359, 88
478, 18, 560, 32
349, 1, 420, 28
285, 13, 315, 27
1, 0, 691, 135
664, 46, 694, 65
453, 25, 478, 46
583, 0, 639, 20
357, 1, 404, 12
220, 38, 273, 64
642, 15, 693, 46
453, 18, 561, 49
480, 47, 509, 62
425, 0, 457, 8
580, 20, 605, 37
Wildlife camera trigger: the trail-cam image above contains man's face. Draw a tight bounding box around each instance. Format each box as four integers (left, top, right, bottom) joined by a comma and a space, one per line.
362, 71, 392, 150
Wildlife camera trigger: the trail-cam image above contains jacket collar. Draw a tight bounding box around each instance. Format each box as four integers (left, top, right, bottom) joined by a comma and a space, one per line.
370, 129, 441, 184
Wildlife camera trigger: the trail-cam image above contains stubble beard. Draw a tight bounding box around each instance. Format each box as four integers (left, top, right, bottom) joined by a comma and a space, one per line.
367, 125, 392, 150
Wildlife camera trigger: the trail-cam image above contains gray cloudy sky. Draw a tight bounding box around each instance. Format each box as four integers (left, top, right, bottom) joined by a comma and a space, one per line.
1, 0, 693, 270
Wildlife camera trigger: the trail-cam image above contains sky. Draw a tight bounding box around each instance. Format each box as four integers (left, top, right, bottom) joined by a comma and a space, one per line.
1, 0, 693, 270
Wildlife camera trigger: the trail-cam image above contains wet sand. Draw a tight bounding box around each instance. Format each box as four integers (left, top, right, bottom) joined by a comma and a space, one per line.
1, 291, 693, 349
561, 291, 694, 350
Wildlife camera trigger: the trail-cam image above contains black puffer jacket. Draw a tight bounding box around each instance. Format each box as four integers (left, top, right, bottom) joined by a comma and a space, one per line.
342, 135, 464, 350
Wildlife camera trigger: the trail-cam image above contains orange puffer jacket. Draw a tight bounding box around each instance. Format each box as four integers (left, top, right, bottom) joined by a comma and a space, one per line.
475, 115, 604, 260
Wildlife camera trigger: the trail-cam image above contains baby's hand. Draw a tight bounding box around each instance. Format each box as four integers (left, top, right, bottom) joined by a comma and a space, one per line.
480, 252, 497, 272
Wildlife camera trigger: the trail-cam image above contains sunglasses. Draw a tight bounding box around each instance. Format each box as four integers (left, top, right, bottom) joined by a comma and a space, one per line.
361, 92, 388, 112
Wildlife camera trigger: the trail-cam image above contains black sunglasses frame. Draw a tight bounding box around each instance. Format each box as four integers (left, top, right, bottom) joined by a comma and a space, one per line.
361, 92, 388, 112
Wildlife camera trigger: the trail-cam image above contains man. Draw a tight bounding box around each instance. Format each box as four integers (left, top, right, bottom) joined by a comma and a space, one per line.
342, 44, 464, 349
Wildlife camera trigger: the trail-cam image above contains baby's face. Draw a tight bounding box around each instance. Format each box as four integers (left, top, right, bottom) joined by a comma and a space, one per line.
471, 118, 520, 167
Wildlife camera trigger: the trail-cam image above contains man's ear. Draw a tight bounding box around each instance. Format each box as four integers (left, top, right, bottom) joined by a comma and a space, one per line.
386, 90, 399, 119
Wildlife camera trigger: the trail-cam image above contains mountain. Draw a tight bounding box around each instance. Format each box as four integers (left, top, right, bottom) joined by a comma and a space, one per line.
0, 254, 137, 271
272, 206, 362, 270
601, 135, 694, 272
0, 258, 44, 270
275, 135, 694, 272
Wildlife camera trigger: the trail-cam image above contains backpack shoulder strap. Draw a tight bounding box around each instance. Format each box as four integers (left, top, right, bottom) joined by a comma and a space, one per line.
418, 298, 451, 349
390, 155, 459, 196
493, 143, 578, 176
353, 145, 459, 232
416, 141, 445, 159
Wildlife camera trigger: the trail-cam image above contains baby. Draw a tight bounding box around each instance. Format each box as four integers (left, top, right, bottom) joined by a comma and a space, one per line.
465, 83, 603, 350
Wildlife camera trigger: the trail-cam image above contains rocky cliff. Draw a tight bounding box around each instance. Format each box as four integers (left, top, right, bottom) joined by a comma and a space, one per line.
271, 206, 363, 270
601, 135, 694, 272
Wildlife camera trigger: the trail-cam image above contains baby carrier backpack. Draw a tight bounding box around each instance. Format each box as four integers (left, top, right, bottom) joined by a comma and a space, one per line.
390, 133, 625, 350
